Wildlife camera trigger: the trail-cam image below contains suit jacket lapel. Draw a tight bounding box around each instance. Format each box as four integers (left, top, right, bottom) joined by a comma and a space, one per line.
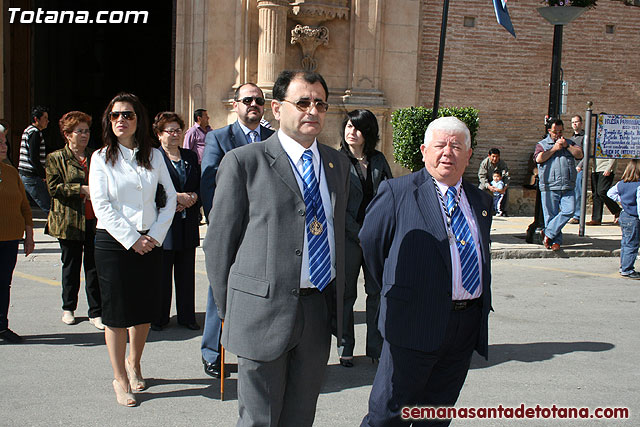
260, 125, 274, 141
161, 149, 182, 191
318, 143, 339, 210
349, 163, 363, 198
231, 121, 248, 148
264, 135, 303, 201
414, 169, 452, 278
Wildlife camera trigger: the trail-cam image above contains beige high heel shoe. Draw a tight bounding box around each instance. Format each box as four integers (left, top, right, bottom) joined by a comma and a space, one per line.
112, 379, 136, 407
125, 359, 146, 391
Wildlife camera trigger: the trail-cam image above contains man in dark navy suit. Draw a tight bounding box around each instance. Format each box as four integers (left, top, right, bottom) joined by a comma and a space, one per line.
360, 117, 492, 426
199, 82, 275, 378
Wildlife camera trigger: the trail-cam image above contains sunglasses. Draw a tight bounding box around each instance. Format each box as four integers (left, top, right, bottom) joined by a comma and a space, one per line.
236, 96, 265, 106
109, 111, 136, 121
163, 128, 183, 136
282, 99, 329, 113
72, 129, 91, 135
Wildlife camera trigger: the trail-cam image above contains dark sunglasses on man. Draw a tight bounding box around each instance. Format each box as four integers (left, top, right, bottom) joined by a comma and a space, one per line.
237, 96, 266, 106
109, 111, 136, 121
282, 99, 329, 113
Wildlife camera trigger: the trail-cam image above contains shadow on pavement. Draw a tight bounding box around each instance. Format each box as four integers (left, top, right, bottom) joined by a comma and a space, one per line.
321, 355, 378, 394
17, 331, 104, 346
134, 376, 238, 402
490, 233, 618, 249
470, 341, 615, 369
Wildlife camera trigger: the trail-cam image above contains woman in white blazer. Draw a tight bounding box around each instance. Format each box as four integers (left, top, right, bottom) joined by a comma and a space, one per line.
89, 93, 176, 407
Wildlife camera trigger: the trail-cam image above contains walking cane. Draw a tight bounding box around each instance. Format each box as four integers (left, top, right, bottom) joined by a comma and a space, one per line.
220, 320, 225, 401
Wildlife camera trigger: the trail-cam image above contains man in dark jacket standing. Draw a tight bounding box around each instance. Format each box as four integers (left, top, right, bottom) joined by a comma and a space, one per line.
360, 117, 492, 426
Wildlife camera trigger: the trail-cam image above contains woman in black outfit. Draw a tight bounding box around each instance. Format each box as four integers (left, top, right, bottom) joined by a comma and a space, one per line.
152, 112, 201, 331
339, 109, 393, 367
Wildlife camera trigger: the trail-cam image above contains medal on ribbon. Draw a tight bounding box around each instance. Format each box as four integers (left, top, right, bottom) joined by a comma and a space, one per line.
309, 217, 323, 235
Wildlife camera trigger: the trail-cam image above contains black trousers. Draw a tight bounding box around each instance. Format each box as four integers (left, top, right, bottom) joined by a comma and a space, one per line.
0, 240, 19, 331
362, 304, 481, 427
59, 221, 101, 317
591, 172, 621, 222
342, 238, 383, 359
155, 248, 196, 326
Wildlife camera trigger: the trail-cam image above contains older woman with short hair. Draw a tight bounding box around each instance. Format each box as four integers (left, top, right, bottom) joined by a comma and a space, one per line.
151, 112, 200, 331
46, 111, 102, 329
90, 93, 176, 407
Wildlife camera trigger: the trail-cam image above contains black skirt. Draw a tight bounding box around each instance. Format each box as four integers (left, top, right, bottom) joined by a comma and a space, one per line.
94, 229, 161, 328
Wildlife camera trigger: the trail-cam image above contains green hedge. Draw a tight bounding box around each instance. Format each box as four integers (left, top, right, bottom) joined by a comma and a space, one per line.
391, 106, 479, 172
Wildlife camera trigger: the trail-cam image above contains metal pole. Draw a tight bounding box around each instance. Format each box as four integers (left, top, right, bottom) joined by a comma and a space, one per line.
431, 0, 450, 121
547, 25, 563, 119
579, 102, 593, 237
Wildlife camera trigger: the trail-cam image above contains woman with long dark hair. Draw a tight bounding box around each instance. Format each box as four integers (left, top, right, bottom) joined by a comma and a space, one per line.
89, 93, 176, 406
338, 109, 392, 367
46, 111, 102, 329
151, 112, 200, 331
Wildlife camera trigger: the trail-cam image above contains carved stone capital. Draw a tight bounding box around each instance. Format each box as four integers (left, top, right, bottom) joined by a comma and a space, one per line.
289, 0, 349, 25
290, 24, 329, 71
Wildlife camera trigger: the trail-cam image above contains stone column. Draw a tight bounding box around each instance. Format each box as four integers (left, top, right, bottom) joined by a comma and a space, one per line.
174, 0, 207, 126
344, 0, 386, 105
257, 0, 289, 93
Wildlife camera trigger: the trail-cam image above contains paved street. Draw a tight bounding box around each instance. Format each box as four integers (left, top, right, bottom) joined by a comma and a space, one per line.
1, 215, 636, 426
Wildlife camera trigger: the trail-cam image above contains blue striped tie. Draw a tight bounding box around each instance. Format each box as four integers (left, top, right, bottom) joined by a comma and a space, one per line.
301, 150, 331, 291
446, 187, 480, 295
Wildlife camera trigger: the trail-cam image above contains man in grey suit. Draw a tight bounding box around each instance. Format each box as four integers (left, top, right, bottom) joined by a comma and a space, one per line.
200, 83, 275, 379
359, 117, 492, 426
203, 70, 349, 426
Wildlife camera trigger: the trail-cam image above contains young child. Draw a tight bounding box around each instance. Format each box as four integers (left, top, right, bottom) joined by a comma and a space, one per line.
491, 171, 506, 216
607, 159, 640, 279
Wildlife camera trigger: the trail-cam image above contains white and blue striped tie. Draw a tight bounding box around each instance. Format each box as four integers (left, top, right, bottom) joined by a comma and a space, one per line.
302, 150, 331, 291
446, 186, 480, 295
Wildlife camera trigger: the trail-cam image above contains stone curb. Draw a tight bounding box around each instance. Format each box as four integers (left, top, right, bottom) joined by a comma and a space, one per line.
491, 248, 620, 260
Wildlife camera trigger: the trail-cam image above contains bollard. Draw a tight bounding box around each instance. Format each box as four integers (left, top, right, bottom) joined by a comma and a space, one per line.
579, 101, 593, 237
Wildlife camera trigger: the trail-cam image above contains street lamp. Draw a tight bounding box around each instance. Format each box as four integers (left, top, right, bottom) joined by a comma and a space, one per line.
537, 6, 587, 119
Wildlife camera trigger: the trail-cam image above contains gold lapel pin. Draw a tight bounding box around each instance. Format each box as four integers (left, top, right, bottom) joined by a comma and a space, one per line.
482, 210, 488, 217
329, 162, 334, 168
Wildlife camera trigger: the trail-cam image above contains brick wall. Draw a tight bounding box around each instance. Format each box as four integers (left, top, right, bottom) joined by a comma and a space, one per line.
417, 0, 640, 187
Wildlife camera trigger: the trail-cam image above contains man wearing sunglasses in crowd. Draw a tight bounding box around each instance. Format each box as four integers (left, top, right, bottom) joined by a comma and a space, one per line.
203, 70, 349, 426
199, 82, 275, 379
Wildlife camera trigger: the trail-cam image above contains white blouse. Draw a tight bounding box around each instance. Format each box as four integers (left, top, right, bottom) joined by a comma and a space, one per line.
89, 144, 177, 250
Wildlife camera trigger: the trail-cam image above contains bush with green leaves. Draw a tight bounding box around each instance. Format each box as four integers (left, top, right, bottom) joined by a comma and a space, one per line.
390, 106, 479, 172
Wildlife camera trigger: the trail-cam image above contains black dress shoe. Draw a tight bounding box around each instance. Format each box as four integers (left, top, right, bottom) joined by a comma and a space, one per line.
202, 356, 230, 378
0, 328, 23, 344
339, 358, 354, 368
180, 322, 200, 331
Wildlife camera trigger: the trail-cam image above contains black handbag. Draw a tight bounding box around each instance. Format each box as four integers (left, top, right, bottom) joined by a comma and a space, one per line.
155, 183, 167, 208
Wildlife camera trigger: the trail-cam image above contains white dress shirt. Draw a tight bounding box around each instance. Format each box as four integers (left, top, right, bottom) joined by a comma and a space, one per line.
238, 121, 261, 143
433, 178, 483, 300
89, 145, 177, 250
278, 130, 336, 289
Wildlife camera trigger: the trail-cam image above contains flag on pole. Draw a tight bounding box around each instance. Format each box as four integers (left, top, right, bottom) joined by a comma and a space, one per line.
493, 0, 516, 38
